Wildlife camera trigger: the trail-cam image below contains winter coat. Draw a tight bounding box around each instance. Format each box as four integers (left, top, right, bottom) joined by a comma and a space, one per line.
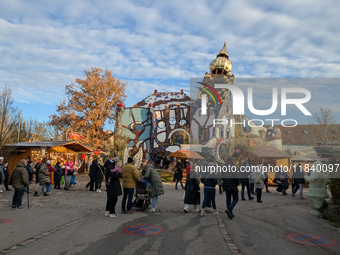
95, 164, 104, 183
174, 163, 183, 180
0, 164, 5, 183
144, 164, 164, 197
275, 170, 289, 186
12, 162, 29, 189
252, 171, 265, 189
64, 162, 74, 175
122, 163, 140, 189
54, 165, 63, 182
26, 165, 35, 182
106, 171, 122, 200
200, 172, 218, 188
38, 163, 50, 185
3, 165, 9, 179
222, 161, 240, 193
292, 165, 305, 185
89, 160, 98, 177
104, 159, 115, 182
35, 163, 41, 183
184, 172, 200, 205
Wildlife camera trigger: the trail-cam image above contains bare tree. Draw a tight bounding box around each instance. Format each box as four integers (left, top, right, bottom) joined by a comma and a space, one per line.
0, 85, 21, 153
310, 105, 340, 144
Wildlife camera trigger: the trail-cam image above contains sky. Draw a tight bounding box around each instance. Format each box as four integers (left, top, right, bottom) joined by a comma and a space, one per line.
1, 0, 340, 129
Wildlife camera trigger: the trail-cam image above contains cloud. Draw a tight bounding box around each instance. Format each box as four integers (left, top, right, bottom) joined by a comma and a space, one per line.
0, 0, 339, 123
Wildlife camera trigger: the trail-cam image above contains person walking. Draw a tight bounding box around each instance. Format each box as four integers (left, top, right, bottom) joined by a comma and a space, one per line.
11, 159, 29, 210
121, 157, 140, 214
3, 161, 11, 191
38, 158, 50, 196
174, 161, 184, 189
94, 162, 104, 193
105, 158, 122, 217
0, 157, 5, 192
200, 164, 218, 216
252, 166, 265, 203
223, 157, 240, 219
184, 169, 200, 213
239, 160, 254, 201
86, 160, 97, 191
54, 162, 63, 189
291, 164, 305, 199
64, 158, 74, 190
144, 160, 164, 212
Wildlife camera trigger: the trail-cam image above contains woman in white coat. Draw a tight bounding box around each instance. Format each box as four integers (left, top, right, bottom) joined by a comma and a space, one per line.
252, 166, 265, 203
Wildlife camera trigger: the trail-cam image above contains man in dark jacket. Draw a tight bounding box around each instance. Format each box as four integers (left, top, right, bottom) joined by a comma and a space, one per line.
12, 159, 29, 210
86, 159, 98, 191
3, 161, 11, 191
239, 160, 254, 201
291, 164, 305, 199
174, 161, 184, 189
222, 157, 240, 219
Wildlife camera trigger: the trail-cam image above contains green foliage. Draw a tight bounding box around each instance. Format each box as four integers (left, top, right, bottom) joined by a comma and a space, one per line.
320, 207, 340, 228
156, 170, 174, 182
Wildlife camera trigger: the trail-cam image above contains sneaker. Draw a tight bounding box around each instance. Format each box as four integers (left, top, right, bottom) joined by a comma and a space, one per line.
12, 205, 16, 210
192, 209, 200, 213
16, 206, 24, 210
266, 190, 271, 193
291, 193, 295, 197
148, 208, 156, 213
241, 198, 246, 201
105, 211, 110, 217
0, 190, 3, 192
249, 197, 254, 200
98, 189, 102, 193
257, 200, 263, 203
276, 191, 280, 195
184, 209, 189, 213
109, 214, 117, 218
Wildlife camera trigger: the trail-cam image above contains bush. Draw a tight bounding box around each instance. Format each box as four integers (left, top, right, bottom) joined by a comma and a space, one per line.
321, 206, 340, 228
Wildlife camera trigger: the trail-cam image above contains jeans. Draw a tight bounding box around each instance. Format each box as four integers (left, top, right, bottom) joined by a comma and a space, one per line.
226, 191, 239, 213
64, 175, 70, 189
152, 196, 158, 209
175, 179, 184, 189
86, 176, 95, 190
45, 184, 52, 193
256, 188, 262, 201
12, 187, 25, 208
202, 187, 216, 209
249, 183, 255, 194
293, 183, 304, 198
122, 188, 134, 211
241, 182, 251, 199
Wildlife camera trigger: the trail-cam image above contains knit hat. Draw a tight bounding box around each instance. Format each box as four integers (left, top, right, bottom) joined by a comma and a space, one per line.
0, 156, 4, 160
47, 160, 51, 165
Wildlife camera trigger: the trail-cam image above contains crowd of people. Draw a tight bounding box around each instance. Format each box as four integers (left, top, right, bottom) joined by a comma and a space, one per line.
180, 157, 306, 219
0, 155, 306, 218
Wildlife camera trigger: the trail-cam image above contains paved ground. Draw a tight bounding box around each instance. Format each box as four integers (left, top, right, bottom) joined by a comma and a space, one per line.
0, 175, 339, 255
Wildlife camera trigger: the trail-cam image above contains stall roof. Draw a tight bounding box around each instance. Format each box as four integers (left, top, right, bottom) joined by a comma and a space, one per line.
233, 146, 291, 158
170, 150, 204, 160
4, 141, 92, 152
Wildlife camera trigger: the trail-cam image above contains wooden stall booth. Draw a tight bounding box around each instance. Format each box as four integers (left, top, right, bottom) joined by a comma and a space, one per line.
232, 145, 292, 185
3, 141, 92, 176
169, 150, 204, 183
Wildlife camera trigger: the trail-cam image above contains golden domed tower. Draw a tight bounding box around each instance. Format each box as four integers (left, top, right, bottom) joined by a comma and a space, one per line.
209, 42, 232, 75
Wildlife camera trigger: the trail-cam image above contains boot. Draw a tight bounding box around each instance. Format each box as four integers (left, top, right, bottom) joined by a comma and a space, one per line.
201, 209, 206, 217
213, 209, 219, 215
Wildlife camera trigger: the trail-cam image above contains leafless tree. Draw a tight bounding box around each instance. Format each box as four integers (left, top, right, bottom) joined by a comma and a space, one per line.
310, 105, 340, 144
0, 85, 21, 154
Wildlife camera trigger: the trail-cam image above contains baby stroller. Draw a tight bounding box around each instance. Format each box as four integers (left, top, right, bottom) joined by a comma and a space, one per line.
133, 179, 151, 212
